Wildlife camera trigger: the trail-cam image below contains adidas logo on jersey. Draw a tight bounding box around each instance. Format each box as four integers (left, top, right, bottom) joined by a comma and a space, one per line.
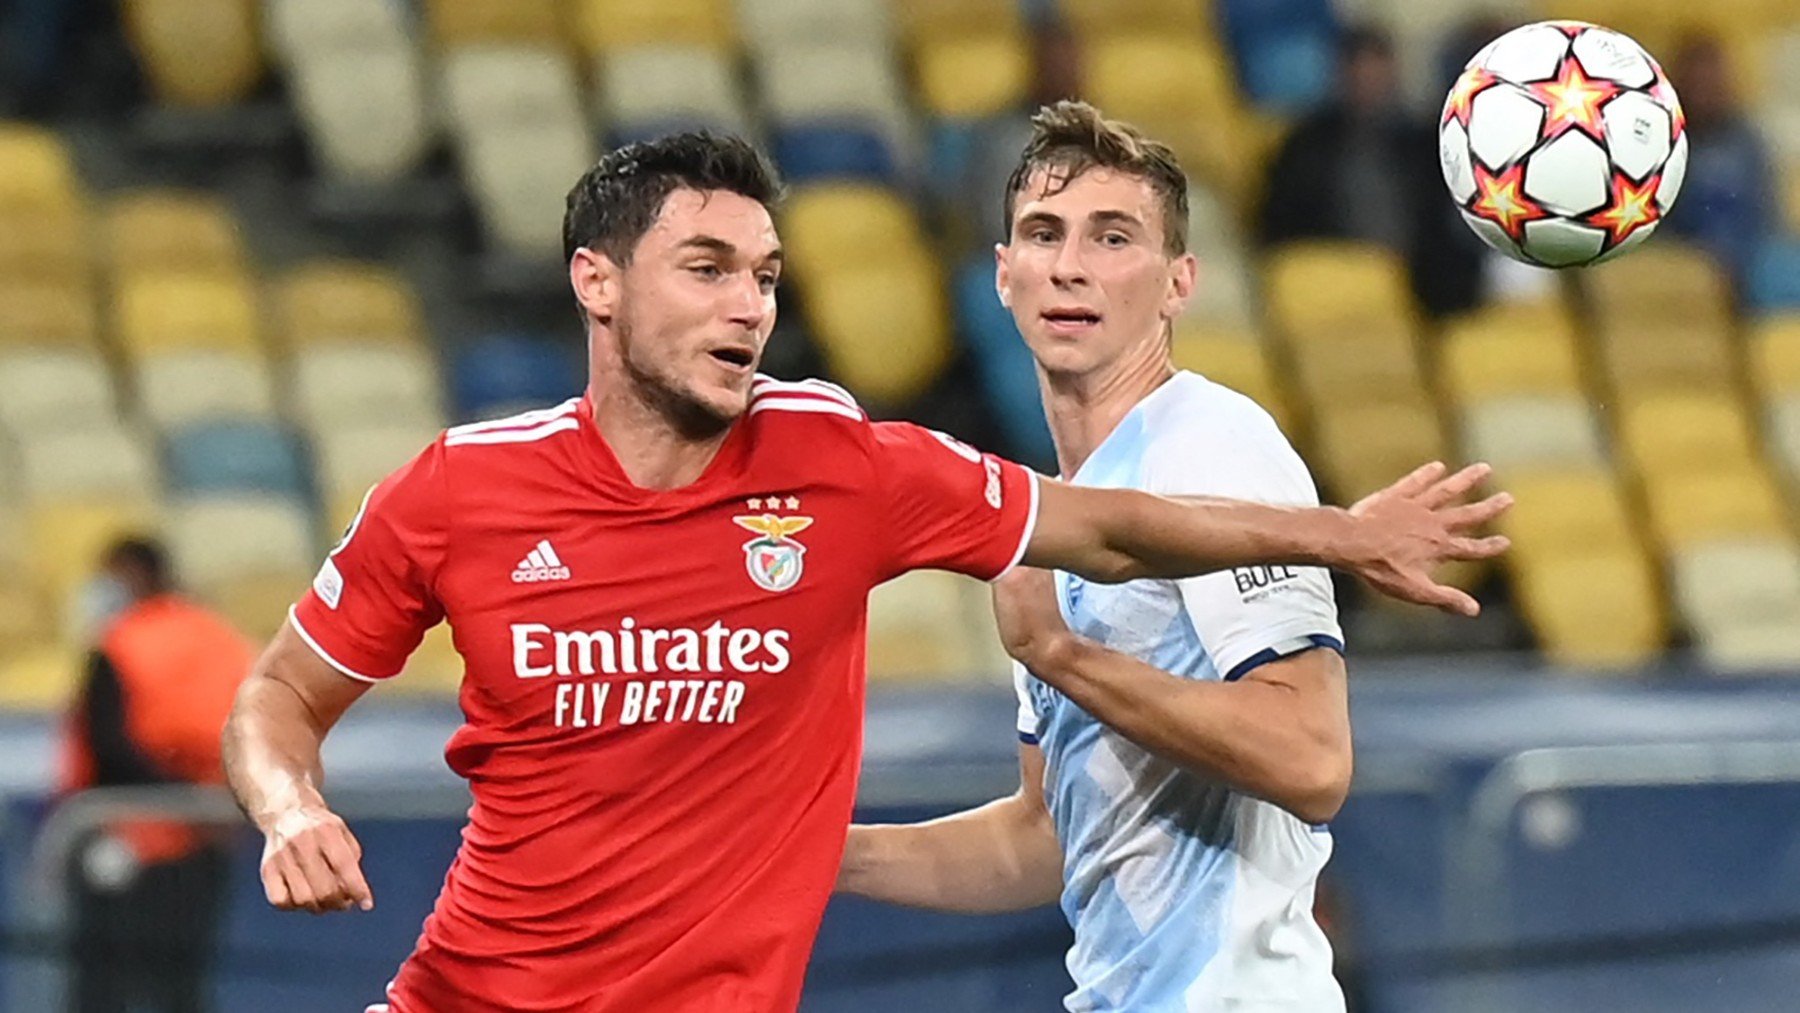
512, 540, 571, 583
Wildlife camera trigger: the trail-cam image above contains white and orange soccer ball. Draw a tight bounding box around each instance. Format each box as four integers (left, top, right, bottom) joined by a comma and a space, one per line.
1438, 21, 1686, 267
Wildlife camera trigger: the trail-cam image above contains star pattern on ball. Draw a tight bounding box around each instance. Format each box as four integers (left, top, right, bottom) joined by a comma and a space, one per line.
1582, 171, 1661, 247
1467, 161, 1551, 242
1442, 66, 1497, 127
1544, 20, 1589, 39
1651, 72, 1686, 141
1527, 55, 1622, 144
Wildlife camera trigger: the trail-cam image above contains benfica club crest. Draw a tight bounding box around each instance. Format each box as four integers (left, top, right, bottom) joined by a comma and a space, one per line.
734, 497, 812, 593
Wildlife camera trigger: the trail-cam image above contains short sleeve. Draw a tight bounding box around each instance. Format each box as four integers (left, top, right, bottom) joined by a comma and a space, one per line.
1012, 661, 1041, 744
1148, 395, 1343, 681
868, 422, 1040, 583
289, 437, 449, 682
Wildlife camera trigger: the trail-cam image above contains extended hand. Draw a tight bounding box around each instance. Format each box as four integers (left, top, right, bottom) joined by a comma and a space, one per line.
991, 566, 1075, 666
1344, 461, 1512, 617
260, 804, 374, 914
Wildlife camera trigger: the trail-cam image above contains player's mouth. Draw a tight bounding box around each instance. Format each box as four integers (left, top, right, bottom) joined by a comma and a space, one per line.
1041, 307, 1102, 335
706, 345, 756, 373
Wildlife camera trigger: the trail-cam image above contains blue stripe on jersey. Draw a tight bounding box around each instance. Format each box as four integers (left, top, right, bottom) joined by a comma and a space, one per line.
1222, 633, 1346, 682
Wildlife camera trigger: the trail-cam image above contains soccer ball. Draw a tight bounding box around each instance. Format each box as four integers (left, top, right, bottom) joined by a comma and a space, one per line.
1438, 21, 1686, 267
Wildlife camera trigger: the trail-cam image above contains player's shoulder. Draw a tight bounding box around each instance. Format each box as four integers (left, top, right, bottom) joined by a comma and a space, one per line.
1144, 371, 1289, 450
747, 374, 868, 426
438, 397, 585, 461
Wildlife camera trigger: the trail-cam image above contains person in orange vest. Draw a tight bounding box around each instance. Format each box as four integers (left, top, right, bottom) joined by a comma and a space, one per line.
58, 536, 254, 1013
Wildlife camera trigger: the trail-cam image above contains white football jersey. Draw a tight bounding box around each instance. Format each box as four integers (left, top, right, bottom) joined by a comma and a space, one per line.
1015, 371, 1347, 1012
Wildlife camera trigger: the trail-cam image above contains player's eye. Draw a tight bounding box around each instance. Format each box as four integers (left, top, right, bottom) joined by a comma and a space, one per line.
756, 272, 779, 292
689, 263, 722, 279
1029, 228, 1058, 244
1099, 232, 1131, 247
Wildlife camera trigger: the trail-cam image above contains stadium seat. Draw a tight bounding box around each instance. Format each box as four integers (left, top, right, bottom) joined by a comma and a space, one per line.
451, 334, 584, 422
1511, 547, 1667, 668
1586, 242, 1733, 332
0, 347, 116, 435
0, 210, 91, 289
736, 0, 893, 53
442, 46, 587, 132
115, 273, 260, 358
0, 580, 55, 661
772, 126, 898, 183
1236, 30, 1335, 113
1462, 396, 1607, 471
119, 0, 263, 107
27, 499, 159, 601
424, 0, 564, 47
1309, 398, 1448, 501
575, 0, 736, 54
803, 252, 953, 406
276, 262, 424, 348
0, 123, 81, 211
596, 47, 751, 137
310, 419, 443, 524
1617, 392, 1761, 478
103, 190, 246, 280
274, 1, 434, 186
1263, 242, 1416, 337
1082, 35, 1252, 193
266, 0, 402, 55
1499, 468, 1642, 558
1769, 396, 1800, 481
1439, 307, 1585, 404
951, 256, 1055, 468
1182, 186, 1259, 327
1058, 0, 1210, 38
291, 344, 444, 433
1286, 324, 1427, 409
756, 41, 913, 158
1670, 539, 1800, 654
867, 569, 1001, 682
134, 349, 279, 430
0, 644, 82, 711
164, 420, 311, 501
166, 494, 316, 592
18, 425, 157, 504
913, 34, 1032, 120
210, 570, 312, 642
391, 623, 466, 696
780, 185, 923, 277
1642, 467, 1791, 549
1169, 324, 1293, 433
1595, 320, 1738, 398
1748, 238, 1800, 312
1753, 316, 1800, 398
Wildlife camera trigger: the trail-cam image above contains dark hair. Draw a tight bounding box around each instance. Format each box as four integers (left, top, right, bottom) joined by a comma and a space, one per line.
1002, 100, 1190, 256
562, 132, 785, 265
104, 536, 171, 594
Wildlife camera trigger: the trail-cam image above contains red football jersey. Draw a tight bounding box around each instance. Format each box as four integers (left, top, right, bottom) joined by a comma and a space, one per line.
290, 378, 1039, 1013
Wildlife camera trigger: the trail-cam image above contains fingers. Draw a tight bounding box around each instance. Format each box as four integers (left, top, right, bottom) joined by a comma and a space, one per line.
259, 854, 292, 909
1448, 534, 1511, 560
262, 813, 374, 914
1421, 462, 1492, 509
1439, 493, 1515, 531
320, 826, 376, 911
1385, 460, 1449, 500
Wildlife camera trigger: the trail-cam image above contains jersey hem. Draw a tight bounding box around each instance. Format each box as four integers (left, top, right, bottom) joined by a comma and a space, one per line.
1223, 632, 1345, 682
287, 607, 389, 684
990, 469, 1042, 582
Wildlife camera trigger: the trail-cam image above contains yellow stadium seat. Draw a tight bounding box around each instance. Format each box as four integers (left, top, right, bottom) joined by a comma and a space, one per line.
1082, 35, 1250, 193
1595, 321, 1737, 398
120, 0, 264, 107
898, 0, 1021, 46
915, 35, 1031, 119
104, 190, 246, 280
804, 252, 952, 406
574, 0, 735, 54
781, 185, 923, 276
167, 495, 316, 591
1586, 242, 1732, 334
1440, 307, 1585, 404
1499, 468, 1643, 560
1310, 397, 1448, 501
135, 348, 280, 429
1060, 0, 1210, 38
276, 262, 424, 348
209, 570, 309, 642
1512, 547, 1667, 669
0, 582, 56, 661
1642, 466, 1791, 548
116, 273, 260, 358
1263, 242, 1416, 338
1170, 325, 1292, 432
1751, 315, 1800, 398
293, 345, 444, 433
1286, 325, 1427, 407
424, 0, 564, 47
1462, 396, 1606, 472
28, 498, 158, 601
0, 208, 91, 287
19, 426, 158, 504
0, 644, 82, 711
390, 622, 465, 696
0, 123, 81, 212
0, 280, 98, 349
867, 569, 997, 682
1616, 392, 1760, 478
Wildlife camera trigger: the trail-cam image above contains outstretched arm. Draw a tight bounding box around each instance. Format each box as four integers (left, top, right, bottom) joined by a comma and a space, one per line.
993, 569, 1352, 824
1023, 461, 1510, 616
222, 621, 375, 914
837, 744, 1063, 914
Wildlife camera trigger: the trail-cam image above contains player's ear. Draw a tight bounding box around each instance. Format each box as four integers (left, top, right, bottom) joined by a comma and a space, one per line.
570, 247, 621, 321
1163, 252, 1198, 321
994, 242, 1013, 309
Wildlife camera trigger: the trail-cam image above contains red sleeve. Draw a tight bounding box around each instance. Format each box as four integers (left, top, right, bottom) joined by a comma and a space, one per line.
868, 422, 1040, 583
289, 437, 448, 681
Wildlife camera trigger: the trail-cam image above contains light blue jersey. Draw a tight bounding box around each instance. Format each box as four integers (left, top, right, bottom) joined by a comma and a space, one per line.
1015, 371, 1347, 1012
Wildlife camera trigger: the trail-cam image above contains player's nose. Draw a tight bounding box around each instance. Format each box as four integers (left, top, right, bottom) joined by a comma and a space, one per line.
1049, 236, 1088, 287
725, 274, 768, 329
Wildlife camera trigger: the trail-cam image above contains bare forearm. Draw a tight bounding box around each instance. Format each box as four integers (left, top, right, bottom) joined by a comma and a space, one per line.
1029, 638, 1350, 823
222, 675, 331, 832
1109, 494, 1355, 581
838, 798, 1062, 913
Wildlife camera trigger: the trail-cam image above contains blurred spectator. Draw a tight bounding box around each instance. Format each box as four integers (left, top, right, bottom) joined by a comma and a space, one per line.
57, 537, 252, 1013
1662, 33, 1777, 286
1257, 27, 1483, 316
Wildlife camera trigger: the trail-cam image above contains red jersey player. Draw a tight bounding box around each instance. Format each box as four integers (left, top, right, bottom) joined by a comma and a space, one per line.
221, 133, 1509, 1013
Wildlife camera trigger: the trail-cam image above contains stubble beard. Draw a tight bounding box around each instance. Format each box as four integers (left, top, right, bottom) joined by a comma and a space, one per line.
614, 311, 741, 441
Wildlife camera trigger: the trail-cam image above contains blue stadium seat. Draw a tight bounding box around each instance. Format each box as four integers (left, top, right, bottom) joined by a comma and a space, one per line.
1748, 238, 1800, 311
1239, 32, 1335, 112
772, 125, 898, 183
451, 333, 584, 422
164, 419, 311, 500
952, 256, 1054, 469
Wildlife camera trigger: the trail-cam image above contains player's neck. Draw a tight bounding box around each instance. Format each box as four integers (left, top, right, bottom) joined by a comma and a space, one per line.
1039, 348, 1176, 479
587, 380, 732, 491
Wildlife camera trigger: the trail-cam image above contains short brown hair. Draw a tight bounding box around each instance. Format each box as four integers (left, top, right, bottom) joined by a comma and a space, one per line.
1003, 101, 1190, 256
563, 131, 784, 265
